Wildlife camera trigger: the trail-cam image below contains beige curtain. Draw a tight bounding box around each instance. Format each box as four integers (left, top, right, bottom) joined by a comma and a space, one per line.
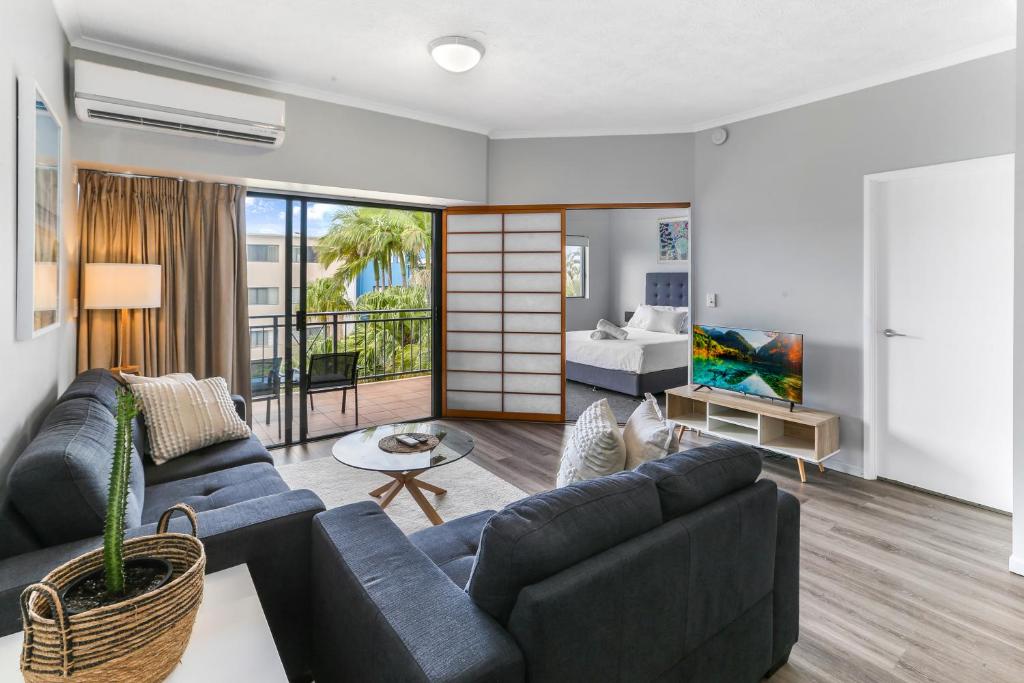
77, 170, 250, 398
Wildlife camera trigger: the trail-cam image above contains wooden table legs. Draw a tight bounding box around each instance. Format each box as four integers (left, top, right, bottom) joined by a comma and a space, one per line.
368, 469, 448, 525
796, 459, 828, 483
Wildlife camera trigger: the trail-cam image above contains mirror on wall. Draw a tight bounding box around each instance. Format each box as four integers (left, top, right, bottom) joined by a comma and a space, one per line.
17, 80, 62, 340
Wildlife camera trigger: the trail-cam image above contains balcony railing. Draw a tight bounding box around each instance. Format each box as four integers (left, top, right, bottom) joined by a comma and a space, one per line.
248, 308, 432, 382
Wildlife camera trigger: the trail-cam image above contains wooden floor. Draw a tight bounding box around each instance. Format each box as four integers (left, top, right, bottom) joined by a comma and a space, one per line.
275, 419, 1024, 683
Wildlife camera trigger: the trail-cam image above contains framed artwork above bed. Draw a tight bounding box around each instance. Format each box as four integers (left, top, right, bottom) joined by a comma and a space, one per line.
657, 216, 689, 264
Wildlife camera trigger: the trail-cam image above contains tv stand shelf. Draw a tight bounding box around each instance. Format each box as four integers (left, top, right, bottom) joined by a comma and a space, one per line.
666, 385, 840, 483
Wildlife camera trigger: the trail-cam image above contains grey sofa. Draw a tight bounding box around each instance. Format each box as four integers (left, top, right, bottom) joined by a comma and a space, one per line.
0, 369, 325, 681
309, 442, 799, 682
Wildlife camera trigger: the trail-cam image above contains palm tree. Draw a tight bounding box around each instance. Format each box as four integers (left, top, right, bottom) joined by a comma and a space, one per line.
317, 208, 431, 290
306, 276, 354, 313
566, 249, 583, 297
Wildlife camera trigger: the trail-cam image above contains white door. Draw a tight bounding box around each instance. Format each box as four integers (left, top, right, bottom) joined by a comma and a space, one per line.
866, 155, 1013, 511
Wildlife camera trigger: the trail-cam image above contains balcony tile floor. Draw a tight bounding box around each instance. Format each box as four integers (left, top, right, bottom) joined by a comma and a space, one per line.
251, 375, 432, 446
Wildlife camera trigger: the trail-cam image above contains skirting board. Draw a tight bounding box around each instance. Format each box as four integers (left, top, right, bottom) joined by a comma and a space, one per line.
1010, 554, 1024, 577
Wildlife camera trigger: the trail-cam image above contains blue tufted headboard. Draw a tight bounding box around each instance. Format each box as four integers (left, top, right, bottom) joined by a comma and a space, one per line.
645, 272, 689, 308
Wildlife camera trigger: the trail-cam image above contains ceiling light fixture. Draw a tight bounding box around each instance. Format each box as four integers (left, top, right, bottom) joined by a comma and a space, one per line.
429, 36, 485, 73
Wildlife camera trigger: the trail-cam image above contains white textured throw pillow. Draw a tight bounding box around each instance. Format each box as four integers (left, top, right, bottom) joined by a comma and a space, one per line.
623, 394, 676, 469
556, 399, 627, 487
130, 376, 250, 465
120, 371, 196, 385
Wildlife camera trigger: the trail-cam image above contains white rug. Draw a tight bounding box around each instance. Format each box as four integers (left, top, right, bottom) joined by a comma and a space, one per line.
278, 456, 528, 535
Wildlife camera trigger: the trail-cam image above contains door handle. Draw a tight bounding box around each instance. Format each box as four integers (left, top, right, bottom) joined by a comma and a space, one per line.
882, 328, 906, 338
295, 310, 305, 331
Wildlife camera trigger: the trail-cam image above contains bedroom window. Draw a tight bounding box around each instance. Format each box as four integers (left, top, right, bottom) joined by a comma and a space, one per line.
566, 238, 588, 298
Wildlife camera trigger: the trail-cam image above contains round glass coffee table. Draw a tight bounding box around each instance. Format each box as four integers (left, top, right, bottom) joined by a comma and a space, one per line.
331, 422, 474, 525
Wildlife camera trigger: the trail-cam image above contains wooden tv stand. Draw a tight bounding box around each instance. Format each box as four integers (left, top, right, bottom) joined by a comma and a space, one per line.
665, 385, 839, 483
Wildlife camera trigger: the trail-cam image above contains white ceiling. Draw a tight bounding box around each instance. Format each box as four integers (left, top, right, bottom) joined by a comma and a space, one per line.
53, 0, 1016, 138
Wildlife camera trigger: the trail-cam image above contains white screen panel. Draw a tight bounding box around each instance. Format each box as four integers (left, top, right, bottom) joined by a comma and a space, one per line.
447, 352, 501, 372
447, 312, 501, 331
447, 233, 502, 252
505, 293, 561, 313
505, 252, 561, 272
503, 374, 562, 394
447, 293, 502, 311
447, 372, 502, 392
504, 273, 561, 292
448, 332, 501, 352
503, 232, 562, 252
448, 253, 501, 272
504, 333, 561, 353
448, 273, 502, 291
504, 393, 561, 414
447, 213, 502, 232
504, 212, 561, 231
505, 313, 561, 333
505, 353, 561, 373
448, 392, 502, 412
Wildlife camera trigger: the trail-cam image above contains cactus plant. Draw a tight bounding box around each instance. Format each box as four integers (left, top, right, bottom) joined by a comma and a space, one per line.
103, 387, 137, 596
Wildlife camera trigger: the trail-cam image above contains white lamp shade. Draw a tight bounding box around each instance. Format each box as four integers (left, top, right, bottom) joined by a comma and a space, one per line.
33, 261, 58, 311
429, 36, 485, 73
84, 263, 162, 310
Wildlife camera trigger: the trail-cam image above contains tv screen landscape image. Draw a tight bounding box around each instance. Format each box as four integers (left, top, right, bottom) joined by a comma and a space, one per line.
692, 325, 804, 404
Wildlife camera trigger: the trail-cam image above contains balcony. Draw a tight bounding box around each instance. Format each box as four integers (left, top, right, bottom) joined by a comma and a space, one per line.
248, 308, 433, 446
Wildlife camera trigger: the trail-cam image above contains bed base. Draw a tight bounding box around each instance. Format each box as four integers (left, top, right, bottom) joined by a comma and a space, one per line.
566, 362, 690, 397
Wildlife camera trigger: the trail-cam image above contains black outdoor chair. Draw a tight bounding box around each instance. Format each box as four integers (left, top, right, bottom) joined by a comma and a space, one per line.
306, 351, 360, 424
251, 357, 283, 437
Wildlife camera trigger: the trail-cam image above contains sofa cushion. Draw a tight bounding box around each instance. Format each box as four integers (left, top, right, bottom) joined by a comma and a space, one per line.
142, 433, 273, 486
466, 470, 662, 624
635, 442, 762, 520
56, 368, 121, 413
409, 509, 494, 589
141, 462, 288, 524
8, 397, 145, 546
0, 500, 41, 560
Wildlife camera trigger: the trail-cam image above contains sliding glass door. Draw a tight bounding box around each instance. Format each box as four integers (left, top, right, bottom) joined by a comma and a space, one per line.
245, 193, 440, 447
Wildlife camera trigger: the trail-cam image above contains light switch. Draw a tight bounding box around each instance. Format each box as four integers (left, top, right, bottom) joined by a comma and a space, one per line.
706, 293, 717, 308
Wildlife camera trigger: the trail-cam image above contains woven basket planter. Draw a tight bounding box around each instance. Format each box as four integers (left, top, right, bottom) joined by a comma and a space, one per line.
19, 504, 205, 683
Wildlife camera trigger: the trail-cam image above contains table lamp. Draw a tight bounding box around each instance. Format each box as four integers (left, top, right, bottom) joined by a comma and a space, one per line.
83, 263, 162, 373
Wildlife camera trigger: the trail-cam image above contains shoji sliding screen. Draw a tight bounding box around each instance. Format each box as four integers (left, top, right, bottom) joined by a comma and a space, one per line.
442, 208, 565, 421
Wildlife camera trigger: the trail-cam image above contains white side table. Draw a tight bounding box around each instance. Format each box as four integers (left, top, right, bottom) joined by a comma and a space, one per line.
1, 564, 287, 682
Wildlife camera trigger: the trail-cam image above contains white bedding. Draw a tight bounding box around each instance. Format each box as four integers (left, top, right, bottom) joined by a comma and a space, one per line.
566, 329, 690, 374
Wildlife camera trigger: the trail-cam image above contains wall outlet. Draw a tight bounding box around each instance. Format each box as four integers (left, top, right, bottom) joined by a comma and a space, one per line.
706, 293, 717, 308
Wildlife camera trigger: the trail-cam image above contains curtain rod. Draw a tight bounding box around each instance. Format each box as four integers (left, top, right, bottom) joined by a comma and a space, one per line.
76, 168, 236, 186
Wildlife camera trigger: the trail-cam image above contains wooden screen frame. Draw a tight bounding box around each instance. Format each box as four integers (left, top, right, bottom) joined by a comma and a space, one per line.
442, 206, 567, 422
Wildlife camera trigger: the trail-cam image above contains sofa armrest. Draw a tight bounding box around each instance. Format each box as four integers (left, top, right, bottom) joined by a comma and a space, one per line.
311, 502, 524, 683
770, 489, 800, 673
231, 394, 246, 421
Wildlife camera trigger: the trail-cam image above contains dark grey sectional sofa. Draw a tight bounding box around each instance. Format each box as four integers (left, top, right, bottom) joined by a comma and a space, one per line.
0, 369, 325, 681
309, 441, 800, 682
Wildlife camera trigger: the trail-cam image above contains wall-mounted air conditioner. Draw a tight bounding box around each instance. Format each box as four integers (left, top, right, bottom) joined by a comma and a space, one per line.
74, 60, 286, 147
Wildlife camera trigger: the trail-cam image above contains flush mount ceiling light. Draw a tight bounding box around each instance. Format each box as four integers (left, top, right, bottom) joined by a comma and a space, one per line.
429, 36, 485, 73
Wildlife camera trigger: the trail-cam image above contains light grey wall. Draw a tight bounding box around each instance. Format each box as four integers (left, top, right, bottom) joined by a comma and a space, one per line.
608, 208, 691, 322
1012, 3, 1024, 576
69, 49, 489, 204
565, 211, 612, 330
694, 51, 1015, 476
488, 133, 694, 204
0, 1, 78, 492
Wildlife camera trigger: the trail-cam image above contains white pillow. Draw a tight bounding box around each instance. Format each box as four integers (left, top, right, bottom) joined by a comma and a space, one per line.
623, 394, 676, 469
652, 305, 689, 333
627, 304, 688, 334
556, 399, 627, 487
130, 376, 250, 465
120, 371, 196, 385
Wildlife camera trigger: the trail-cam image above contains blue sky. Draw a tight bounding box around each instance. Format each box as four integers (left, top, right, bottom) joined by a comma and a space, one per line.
245, 196, 354, 238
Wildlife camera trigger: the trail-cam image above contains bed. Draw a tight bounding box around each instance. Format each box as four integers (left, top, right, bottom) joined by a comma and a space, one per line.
566, 272, 690, 396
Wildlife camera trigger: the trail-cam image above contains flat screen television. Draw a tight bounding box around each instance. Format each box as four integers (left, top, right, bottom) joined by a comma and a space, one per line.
692, 325, 804, 404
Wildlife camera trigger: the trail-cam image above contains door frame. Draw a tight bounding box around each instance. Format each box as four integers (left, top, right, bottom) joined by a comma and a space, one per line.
246, 190, 443, 446
861, 154, 1014, 481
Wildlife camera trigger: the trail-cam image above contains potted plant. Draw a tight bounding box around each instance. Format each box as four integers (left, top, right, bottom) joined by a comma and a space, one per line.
20, 387, 206, 682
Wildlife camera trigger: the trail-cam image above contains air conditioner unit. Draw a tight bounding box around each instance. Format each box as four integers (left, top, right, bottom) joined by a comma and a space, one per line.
74, 60, 286, 147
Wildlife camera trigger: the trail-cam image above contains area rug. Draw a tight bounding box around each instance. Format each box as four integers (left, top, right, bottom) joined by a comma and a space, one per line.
566, 380, 666, 424
277, 456, 527, 535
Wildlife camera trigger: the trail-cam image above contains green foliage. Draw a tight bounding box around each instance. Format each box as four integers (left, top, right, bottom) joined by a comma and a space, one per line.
317, 207, 431, 289
306, 276, 354, 313
103, 387, 137, 596
566, 247, 583, 297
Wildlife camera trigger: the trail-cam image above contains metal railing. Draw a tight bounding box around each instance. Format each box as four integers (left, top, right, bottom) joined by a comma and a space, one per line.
248, 308, 432, 383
